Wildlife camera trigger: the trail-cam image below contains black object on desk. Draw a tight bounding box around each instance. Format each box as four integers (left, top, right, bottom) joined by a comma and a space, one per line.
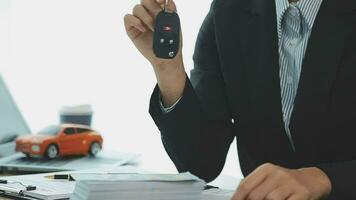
45, 174, 74, 181
0, 179, 36, 192
204, 185, 219, 190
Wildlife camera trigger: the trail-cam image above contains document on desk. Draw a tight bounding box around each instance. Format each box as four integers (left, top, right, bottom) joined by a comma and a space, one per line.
0, 166, 145, 200
0, 173, 76, 200
71, 172, 206, 200
0, 168, 237, 200
202, 188, 235, 200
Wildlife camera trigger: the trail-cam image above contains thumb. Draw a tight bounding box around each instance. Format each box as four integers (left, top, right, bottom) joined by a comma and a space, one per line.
156, 0, 177, 13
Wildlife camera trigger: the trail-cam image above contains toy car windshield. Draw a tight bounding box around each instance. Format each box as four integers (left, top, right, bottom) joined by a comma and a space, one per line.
38, 125, 61, 136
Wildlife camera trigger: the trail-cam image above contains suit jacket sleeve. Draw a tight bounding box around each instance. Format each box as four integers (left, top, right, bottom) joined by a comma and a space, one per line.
149, 2, 235, 183
317, 156, 356, 198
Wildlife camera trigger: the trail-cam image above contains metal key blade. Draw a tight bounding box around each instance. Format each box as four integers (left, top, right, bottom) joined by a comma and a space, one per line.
163, 0, 169, 12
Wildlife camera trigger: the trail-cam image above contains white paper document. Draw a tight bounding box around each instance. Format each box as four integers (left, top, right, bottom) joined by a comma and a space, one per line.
71, 172, 206, 200
71, 171, 202, 182
0, 173, 75, 200
202, 188, 235, 200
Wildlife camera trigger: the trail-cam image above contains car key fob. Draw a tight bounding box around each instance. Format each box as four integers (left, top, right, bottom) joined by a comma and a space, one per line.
153, 10, 181, 59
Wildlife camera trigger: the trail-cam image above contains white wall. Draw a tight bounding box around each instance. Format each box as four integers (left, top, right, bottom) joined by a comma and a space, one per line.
0, 0, 242, 179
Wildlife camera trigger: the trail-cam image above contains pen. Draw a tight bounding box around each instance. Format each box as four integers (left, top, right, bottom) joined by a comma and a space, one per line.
45, 174, 74, 181
204, 185, 219, 190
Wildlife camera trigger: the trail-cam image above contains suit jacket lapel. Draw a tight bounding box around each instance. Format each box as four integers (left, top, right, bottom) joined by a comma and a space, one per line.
290, 0, 356, 153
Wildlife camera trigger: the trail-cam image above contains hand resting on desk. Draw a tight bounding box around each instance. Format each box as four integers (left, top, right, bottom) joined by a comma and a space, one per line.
231, 163, 331, 200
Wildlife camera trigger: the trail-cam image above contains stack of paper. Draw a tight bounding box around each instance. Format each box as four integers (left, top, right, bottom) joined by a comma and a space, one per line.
202, 188, 235, 200
70, 172, 206, 200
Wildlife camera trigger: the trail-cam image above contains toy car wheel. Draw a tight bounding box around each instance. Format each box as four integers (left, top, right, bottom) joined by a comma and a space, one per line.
45, 144, 58, 159
89, 142, 101, 156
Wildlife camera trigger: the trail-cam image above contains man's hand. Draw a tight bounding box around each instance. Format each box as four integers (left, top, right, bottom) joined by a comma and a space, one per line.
124, 0, 186, 107
124, 0, 182, 67
232, 163, 332, 200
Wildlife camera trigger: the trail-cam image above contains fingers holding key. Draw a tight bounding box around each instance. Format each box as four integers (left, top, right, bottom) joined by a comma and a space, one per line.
124, 14, 147, 40
129, 0, 178, 33
140, 0, 164, 16
143, 0, 177, 14
124, 0, 182, 64
157, 0, 177, 12
132, 4, 155, 31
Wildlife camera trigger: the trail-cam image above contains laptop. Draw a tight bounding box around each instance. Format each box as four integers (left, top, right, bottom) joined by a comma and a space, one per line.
0, 75, 138, 173
0, 75, 30, 157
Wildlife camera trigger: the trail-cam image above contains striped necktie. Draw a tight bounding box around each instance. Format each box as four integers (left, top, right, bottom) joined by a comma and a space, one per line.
279, 3, 304, 148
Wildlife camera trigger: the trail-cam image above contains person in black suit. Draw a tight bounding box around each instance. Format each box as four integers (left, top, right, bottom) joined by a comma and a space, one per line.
124, 0, 356, 199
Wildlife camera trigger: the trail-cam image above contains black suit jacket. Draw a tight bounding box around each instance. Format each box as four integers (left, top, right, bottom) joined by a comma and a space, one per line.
149, 0, 356, 198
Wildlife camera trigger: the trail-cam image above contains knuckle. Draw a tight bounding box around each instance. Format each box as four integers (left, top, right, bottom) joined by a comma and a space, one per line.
247, 191, 261, 200
238, 184, 250, 194
124, 14, 131, 21
265, 193, 279, 200
132, 4, 143, 14
140, 0, 149, 6
275, 169, 288, 178
123, 14, 137, 28
262, 163, 275, 170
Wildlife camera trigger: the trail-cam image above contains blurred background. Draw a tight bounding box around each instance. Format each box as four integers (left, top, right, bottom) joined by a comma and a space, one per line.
0, 0, 242, 179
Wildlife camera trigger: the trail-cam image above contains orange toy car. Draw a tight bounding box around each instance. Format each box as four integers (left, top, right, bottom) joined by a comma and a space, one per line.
16, 124, 103, 159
